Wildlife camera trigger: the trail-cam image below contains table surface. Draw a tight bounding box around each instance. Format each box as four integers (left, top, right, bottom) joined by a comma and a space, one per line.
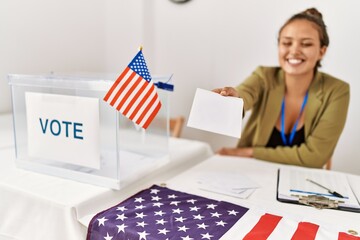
2, 112, 360, 239
165, 155, 360, 237
0, 113, 213, 240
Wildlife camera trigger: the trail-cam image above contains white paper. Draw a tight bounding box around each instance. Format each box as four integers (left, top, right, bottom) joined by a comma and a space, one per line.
197, 171, 260, 199
26, 92, 101, 169
278, 166, 360, 209
187, 88, 243, 138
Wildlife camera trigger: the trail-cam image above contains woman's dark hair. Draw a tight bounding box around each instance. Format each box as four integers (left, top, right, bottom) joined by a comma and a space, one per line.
278, 8, 329, 68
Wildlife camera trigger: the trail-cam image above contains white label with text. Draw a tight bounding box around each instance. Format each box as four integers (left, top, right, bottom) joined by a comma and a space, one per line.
25, 92, 101, 169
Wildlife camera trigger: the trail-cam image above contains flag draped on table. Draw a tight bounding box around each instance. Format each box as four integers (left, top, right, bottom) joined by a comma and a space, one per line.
87, 185, 360, 240
87, 185, 248, 240
236, 210, 360, 240
103, 49, 161, 129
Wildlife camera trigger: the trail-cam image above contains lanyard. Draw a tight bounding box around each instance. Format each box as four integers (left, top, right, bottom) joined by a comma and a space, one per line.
281, 92, 308, 145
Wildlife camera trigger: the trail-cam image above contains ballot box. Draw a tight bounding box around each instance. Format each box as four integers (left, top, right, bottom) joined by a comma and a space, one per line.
8, 73, 171, 189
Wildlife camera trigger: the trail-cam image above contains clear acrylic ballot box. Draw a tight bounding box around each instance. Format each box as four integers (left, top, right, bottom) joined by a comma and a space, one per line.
8, 73, 171, 189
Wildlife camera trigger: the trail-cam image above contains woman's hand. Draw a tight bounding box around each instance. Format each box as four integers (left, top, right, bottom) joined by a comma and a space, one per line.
217, 147, 254, 158
212, 87, 240, 98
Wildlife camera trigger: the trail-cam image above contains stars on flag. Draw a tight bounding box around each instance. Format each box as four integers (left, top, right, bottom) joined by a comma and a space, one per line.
116, 213, 127, 221
189, 206, 200, 211
201, 232, 214, 239
156, 219, 168, 225
158, 228, 170, 235
197, 223, 209, 229
97, 217, 108, 226
154, 210, 166, 216
89, 185, 248, 240
172, 208, 184, 214
136, 221, 148, 228
178, 225, 190, 232
170, 200, 181, 206
150, 188, 160, 194
207, 203, 217, 209
138, 230, 150, 240
228, 209, 239, 216
210, 212, 222, 218
116, 223, 127, 233
135, 205, 146, 210
116, 206, 127, 211
193, 214, 205, 220
104, 232, 113, 240
135, 212, 147, 219
175, 216, 187, 223
153, 202, 164, 208
151, 196, 162, 201
187, 199, 197, 204
181, 235, 194, 240
216, 220, 227, 227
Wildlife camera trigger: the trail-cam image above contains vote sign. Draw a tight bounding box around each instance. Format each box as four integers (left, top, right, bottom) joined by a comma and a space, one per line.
25, 92, 101, 169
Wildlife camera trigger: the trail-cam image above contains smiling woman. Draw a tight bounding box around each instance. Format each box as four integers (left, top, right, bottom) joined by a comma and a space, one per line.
213, 8, 350, 169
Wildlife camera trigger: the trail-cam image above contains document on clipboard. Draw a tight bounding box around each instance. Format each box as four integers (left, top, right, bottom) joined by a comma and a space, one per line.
277, 166, 360, 212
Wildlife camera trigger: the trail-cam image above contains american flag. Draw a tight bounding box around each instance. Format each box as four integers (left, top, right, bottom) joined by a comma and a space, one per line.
87, 185, 360, 240
87, 185, 248, 240
103, 50, 161, 129
234, 209, 360, 240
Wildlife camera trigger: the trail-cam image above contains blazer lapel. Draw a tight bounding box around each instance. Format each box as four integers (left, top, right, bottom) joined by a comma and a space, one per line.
305, 72, 323, 137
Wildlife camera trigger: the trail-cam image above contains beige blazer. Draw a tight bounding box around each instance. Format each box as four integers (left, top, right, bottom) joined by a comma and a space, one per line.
236, 66, 350, 168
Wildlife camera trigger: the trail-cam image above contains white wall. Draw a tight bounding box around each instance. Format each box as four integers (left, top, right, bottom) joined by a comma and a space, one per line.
143, 0, 360, 174
1, 0, 359, 174
0, 0, 143, 112
0, 0, 107, 113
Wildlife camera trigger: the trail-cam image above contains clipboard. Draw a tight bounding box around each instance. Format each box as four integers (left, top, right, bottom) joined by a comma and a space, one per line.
276, 168, 360, 213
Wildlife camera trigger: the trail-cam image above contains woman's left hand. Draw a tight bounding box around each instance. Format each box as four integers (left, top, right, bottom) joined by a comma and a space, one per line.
212, 87, 240, 97
217, 147, 254, 158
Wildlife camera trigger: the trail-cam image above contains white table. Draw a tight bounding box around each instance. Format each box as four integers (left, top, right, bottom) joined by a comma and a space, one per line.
165, 155, 360, 238
0, 113, 14, 149
0, 113, 213, 240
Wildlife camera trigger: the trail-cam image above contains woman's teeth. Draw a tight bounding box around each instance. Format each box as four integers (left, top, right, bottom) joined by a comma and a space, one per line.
288, 59, 302, 64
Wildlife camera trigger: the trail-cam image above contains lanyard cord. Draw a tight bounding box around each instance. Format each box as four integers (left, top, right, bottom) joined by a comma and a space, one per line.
280, 92, 309, 145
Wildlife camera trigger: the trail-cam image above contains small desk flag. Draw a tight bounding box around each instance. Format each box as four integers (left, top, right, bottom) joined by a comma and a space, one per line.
103, 49, 161, 129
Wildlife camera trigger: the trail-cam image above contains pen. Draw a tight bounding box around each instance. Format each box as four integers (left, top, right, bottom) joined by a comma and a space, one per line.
306, 178, 344, 198
290, 189, 339, 197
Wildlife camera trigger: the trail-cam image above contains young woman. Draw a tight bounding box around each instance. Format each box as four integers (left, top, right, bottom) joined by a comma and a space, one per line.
213, 8, 350, 168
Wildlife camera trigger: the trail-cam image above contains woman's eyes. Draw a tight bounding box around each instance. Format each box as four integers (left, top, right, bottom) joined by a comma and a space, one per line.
281, 42, 292, 46
301, 43, 313, 47
281, 42, 313, 47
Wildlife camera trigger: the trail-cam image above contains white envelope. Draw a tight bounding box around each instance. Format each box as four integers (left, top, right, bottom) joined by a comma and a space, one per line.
187, 88, 243, 138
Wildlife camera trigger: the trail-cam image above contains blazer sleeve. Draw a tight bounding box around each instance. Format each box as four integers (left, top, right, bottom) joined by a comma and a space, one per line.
253, 81, 350, 168
234, 67, 267, 111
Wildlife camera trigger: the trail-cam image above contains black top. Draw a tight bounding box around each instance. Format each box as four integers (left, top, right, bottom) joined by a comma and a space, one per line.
266, 126, 305, 148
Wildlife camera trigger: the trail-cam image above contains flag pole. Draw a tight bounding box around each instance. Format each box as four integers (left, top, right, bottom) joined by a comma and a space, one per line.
139, 45, 148, 137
